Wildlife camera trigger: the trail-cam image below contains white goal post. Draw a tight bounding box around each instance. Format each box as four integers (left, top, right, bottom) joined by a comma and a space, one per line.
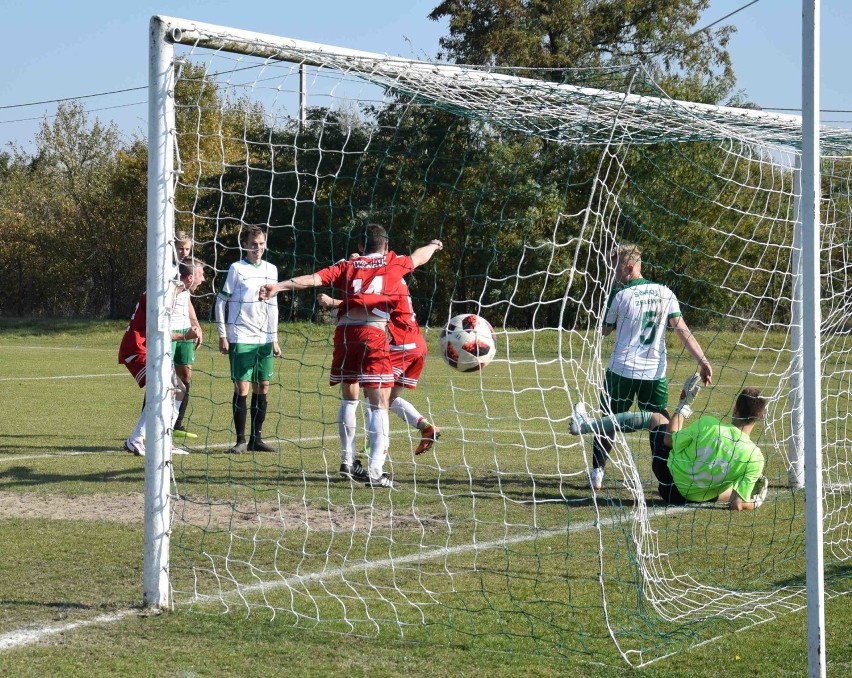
145, 11, 848, 671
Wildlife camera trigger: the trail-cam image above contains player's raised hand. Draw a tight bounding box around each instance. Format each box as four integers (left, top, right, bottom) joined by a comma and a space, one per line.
699, 359, 713, 386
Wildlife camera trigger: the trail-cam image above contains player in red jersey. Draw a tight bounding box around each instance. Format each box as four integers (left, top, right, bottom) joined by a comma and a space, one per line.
385, 274, 441, 454
318, 260, 440, 456
119, 258, 206, 457
261, 225, 442, 488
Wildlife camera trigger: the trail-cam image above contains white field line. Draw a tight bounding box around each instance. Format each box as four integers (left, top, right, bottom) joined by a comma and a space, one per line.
0, 373, 125, 382
0, 610, 136, 652
0, 452, 98, 463
0, 503, 691, 653
0, 425, 579, 465
199, 503, 693, 605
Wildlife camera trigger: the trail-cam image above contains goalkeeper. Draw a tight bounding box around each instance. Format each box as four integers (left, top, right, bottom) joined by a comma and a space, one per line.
570, 377, 768, 510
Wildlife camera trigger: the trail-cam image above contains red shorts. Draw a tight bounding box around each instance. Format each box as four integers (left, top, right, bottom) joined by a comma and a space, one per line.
389, 333, 427, 389
330, 325, 393, 388
122, 353, 147, 388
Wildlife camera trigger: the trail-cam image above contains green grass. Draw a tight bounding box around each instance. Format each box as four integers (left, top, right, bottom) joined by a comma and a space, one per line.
1, 318, 851, 676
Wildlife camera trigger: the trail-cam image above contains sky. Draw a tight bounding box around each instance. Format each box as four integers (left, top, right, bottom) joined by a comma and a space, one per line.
1, 0, 850, 151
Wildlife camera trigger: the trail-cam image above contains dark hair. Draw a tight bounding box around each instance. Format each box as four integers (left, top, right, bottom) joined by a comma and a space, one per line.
240, 225, 266, 245
363, 223, 388, 254
733, 387, 767, 425
179, 257, 206, 278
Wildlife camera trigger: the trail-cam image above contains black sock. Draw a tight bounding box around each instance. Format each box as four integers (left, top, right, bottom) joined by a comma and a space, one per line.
233, 392, 247, 443
592, 436, 611, 470
250, 393, 268, 441
175, 382, 190, 430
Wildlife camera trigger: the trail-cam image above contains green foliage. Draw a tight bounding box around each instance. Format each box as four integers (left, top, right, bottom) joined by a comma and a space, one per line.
0, 102, 146, 318
427, 0, 736, 103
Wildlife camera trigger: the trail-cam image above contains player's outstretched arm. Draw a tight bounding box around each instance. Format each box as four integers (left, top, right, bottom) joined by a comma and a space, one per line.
260, 273, 324, 299
669, 316, 712, 385
410, 239, 443, 268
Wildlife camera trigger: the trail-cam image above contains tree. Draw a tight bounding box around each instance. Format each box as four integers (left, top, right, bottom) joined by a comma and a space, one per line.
428, 0, 736, 104
0, 102, 147, 318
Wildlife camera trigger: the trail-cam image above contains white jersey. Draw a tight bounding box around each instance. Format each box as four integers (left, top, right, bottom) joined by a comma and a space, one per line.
603, 278, 681, 380
215, 259, 279, 345
170, 287, 191, 331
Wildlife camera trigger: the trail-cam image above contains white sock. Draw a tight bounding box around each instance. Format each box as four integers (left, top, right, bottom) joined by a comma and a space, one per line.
130, 407, 146, 444
367, 405, 389, 479
390, 396, 423, 428
338, 399, 359, 465
172, 397, 182, 429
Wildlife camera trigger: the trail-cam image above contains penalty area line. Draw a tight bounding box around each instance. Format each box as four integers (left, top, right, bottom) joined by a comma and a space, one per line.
0, 507, 696, 650
194, 503, 694, 605
0, 609, 137, 652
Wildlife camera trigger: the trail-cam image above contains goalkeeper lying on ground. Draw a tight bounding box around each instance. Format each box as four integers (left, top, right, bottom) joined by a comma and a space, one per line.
570, 376, 769, 510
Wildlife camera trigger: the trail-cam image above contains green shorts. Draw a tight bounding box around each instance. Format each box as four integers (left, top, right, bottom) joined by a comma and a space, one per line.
229, 342, 275, 383
601, 369, 668, 415
172, 329, 196, 367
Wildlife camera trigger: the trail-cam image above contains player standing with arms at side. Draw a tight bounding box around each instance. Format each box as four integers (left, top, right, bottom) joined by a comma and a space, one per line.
583, 243, 712, 491
215, 226, 281, 454
172, 231, 202, 440
261, 224, 442, 488
120, 258, 206, 456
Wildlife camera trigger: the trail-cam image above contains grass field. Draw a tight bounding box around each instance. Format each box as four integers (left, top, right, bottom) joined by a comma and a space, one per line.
1, 318, 851, 677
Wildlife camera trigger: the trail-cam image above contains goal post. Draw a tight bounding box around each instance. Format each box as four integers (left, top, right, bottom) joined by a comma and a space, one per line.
145, 14, 852, 667
143, 16, 177, 609
801, 2, 826, 675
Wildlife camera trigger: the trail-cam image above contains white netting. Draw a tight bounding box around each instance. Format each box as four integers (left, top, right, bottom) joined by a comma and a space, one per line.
151, 17, 852, 667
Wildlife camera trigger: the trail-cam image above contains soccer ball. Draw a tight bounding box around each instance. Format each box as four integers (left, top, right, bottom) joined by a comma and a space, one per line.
439, 314, 497, 372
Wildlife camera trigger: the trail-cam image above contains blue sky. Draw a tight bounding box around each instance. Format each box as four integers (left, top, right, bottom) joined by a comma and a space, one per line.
1, 1, 849, 150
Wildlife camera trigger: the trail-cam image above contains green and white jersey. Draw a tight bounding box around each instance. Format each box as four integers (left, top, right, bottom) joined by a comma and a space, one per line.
215, 259, 279, 345
170, 286, 191, 332
603, 278, 681, 380
669, 416, 765, 502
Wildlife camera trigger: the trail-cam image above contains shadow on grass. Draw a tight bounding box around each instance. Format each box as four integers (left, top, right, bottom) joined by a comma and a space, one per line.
0, 465, 143, 488
0, 444, 118, 454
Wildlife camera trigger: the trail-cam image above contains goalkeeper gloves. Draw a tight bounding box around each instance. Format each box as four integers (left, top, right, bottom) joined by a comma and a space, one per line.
673, 372, 702, 420
752, 476, 769, 509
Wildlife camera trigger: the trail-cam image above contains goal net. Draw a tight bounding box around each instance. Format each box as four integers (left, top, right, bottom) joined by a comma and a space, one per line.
147, 16, 852, 667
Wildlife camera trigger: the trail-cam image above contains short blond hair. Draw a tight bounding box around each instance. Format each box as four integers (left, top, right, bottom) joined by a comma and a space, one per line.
175, 230, 192, 247
615, 242, 641, 265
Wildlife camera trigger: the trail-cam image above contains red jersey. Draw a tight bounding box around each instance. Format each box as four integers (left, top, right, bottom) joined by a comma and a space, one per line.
386, 276, 423, 347
119, 293, 147, 362
317, 251, 414, 326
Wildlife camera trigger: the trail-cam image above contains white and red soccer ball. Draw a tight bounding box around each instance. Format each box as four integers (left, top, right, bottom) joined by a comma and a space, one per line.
439, 314, 497, 372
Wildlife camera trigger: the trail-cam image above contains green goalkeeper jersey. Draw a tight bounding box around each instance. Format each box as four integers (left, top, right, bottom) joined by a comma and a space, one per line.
669, 416, 765, 502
